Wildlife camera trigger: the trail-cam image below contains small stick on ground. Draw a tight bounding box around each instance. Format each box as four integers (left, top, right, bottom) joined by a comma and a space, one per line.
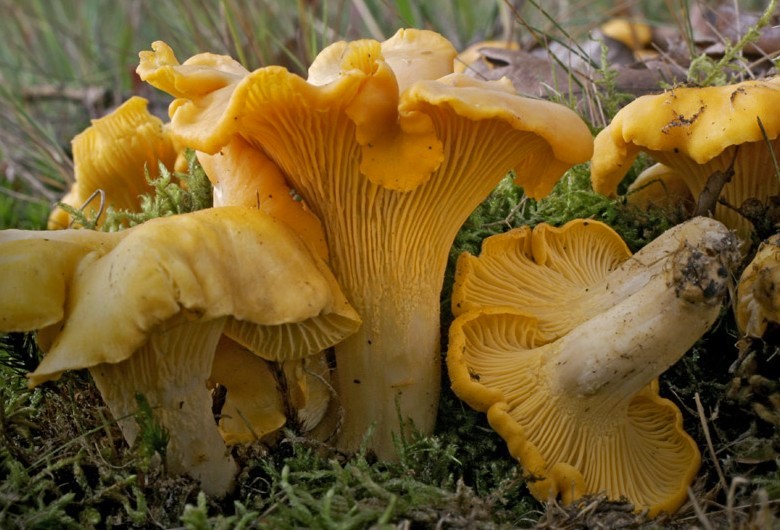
695, 391, 728, 491
688, 486, 715, 530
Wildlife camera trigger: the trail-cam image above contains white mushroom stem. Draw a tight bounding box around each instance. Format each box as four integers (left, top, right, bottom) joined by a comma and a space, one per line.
551, 220, 738, 412
89, 317, 237, 496
333, 279, 441, 454
574, 218, 737, 325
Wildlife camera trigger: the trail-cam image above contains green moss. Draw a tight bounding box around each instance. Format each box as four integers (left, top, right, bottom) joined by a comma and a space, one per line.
103, 149, 212, 230
132, 392, 170, 473
60, 148, 213, 232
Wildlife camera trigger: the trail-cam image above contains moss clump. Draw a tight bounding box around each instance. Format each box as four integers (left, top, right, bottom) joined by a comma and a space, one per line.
60, 148, 212, 231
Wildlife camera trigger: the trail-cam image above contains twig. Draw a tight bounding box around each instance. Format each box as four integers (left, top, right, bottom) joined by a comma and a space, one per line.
20, 84, 109, 107
757, 116, 780, 184
726, 476, 751, 529
687, 486, 715, 530
67, 188, 106, 228
694, 147, 738, 217
694, 391, 728, 492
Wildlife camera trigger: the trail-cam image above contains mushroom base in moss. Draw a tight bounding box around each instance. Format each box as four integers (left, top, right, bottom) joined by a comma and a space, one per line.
2, 206, 361, 497
89, 317, 237, 496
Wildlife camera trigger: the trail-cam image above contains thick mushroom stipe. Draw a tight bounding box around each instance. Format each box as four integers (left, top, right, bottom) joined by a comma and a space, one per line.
137, 30, 594, 458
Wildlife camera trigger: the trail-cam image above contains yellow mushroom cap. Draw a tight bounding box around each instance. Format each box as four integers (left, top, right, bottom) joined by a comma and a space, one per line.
209, 336, 287, 445
735, 234, 780, 337
21, 206, 359, 385
0, 229, 117, 331
138, 31, 592, 198
599, 19, 653, 52
591, 77, 780, 236
403, 73, 593, 198
48, 96, 178, 229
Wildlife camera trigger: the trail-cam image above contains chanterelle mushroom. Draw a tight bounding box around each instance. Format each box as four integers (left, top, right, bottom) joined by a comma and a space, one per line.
735, 234, 780, 338
136, 29, 594, 458
451, 219, 632, 343
48, 96, 178, 229
591, 76, 780, 238
209, 335, 335, 445
625, 162, 695, 212
197, 135, 329, 260
0, 206, 360, 496
447, 216, 740, 516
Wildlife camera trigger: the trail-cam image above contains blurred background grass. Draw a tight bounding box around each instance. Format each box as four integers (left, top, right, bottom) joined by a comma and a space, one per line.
0, 0, 766, 231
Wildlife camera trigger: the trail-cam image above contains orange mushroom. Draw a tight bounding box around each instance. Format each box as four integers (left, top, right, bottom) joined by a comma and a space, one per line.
137, 29, 594, 458
735, 233, 780, 338
196, 135, 328, 260
1, 206, 360, 495
448, 216, 740, 516
591, 76, 780, 239
48, 96, 178, 229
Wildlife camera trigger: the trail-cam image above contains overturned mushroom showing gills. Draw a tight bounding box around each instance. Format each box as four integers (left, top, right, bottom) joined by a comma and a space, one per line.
137, 29, 594, 458
48, 96, 178, 229
590, 76, 780, 238
451, 219, 632, 343
0, 206, 360, 496
447, 216, 740, 516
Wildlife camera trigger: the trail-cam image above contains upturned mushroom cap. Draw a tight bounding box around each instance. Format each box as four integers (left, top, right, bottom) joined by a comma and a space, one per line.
448, 216, 740, 516
591, 76, 780, 236
138, 31, 592, 199
48, 96, 178, 229
137, 29, 593, 458
452, 219, 632, 342
735, 233, 780, 337
2, 206, 360, 495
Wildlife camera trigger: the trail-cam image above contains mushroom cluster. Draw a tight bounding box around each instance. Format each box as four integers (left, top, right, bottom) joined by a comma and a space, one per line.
1, 206, 360, 495
11, 24, 758, 517
136, 29, 595, 458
